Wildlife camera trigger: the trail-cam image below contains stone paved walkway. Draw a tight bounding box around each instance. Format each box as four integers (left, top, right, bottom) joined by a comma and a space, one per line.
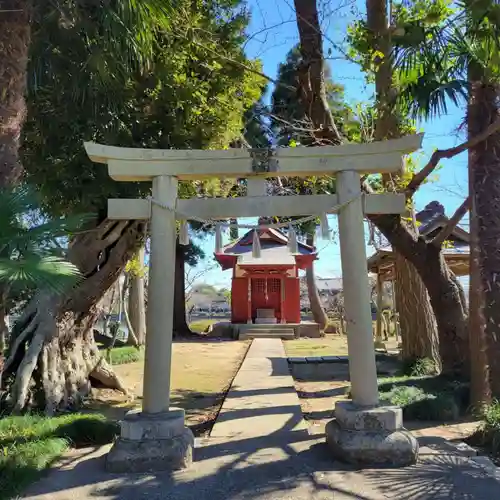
211, 338, 308, 439
23, 338, 500, 500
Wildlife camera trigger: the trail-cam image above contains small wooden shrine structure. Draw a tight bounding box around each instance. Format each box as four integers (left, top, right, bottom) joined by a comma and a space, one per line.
368, 201, 470, 281
215, 228, 316, 324
368, 201, 470, 340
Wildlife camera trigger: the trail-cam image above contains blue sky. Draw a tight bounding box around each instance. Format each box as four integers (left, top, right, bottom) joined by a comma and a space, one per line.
188, 0, 469, 289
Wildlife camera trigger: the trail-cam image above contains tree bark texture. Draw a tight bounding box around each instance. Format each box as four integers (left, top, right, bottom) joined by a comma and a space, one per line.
173, 241, 191, 336
127, 247, 146, 346
395, 250, 440, 371
0, 0, 30, 187
293, 0, 341, 144
468, 188, 490, 407
1, 219, 146, 413
305, 233, 328, 329
468, 65, 500, 396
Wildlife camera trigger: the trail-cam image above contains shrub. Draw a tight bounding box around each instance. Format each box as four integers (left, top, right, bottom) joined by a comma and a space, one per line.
377, 374, 468, 421
467, 400, 500, 456
403, 357, 440, 377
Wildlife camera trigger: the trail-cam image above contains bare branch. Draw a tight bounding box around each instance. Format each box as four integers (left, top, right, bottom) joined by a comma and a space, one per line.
431, 196, 471, 247
406, 118, 500, 198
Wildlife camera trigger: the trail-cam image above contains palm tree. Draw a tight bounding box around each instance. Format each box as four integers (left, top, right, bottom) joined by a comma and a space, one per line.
0, 186, 82, 360
392, 0, 500, 400
0, 188, 81, 292
1, 1, 172, 190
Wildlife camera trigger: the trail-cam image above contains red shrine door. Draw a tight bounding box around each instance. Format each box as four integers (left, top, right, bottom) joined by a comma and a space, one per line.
251, 277, 281, 321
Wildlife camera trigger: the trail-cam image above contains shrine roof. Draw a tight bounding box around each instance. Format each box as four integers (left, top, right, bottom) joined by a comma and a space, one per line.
214, 227, 316, 269
218, 227, 314, 256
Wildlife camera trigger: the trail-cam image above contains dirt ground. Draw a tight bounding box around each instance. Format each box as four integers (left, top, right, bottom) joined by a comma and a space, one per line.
88, 339, 250, 436
284, 334, 400, 357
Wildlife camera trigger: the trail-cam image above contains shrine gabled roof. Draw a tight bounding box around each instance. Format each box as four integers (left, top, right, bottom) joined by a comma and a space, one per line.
214, 227, 317, 270
217, 227, 315, 258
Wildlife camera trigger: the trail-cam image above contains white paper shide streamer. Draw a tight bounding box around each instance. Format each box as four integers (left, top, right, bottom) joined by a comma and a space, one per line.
319, 212, 330, 240
252, 229, 262, 258
288, 225, 298, 253
179, 220, 190, 245
215, 224, 223, 253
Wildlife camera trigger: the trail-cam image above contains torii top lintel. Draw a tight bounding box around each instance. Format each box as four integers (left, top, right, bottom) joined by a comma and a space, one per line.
84, 134, 423, 182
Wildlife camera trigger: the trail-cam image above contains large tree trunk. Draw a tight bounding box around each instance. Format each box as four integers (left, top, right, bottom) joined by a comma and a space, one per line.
293, 0, 341, 144
468, 63, 500, 396
366, 0, 439, 371
305, 233, 328, 329
0, 287, 8, 355
173, 241, 191, 337
127, 246, 146, 346
395, 251, 440, 371
1, 219, 146, 413
468, 190, 490, 407
292, 0, 468, 376
371, 214, 469, 376
0, 0, 30, 188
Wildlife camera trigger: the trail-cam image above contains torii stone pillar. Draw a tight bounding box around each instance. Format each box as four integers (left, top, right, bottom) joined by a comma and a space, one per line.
325, 171, 418, 466
106, 175, 194, 473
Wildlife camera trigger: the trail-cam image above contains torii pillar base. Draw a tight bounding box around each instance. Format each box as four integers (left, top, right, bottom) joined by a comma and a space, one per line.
325, 401, 418, 467
106, 408, 194, 473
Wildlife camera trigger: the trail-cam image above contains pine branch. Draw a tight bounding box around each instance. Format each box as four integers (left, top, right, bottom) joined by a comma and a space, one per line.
431, 196, 470, 247
406, 118, 500, 198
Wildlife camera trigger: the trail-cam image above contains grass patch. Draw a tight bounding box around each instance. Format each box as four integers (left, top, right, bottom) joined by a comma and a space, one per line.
378, 375, 469, 421
0, 413, 118, 500
106, 346, 142, 365
189, 319, 217, 333
467, 400, 500, 457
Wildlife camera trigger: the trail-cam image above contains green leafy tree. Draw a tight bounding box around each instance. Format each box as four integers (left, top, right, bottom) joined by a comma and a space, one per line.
2, 0, 264, 413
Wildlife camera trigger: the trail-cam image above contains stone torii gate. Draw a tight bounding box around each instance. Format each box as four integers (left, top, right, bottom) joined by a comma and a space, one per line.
85, 135, 422, 472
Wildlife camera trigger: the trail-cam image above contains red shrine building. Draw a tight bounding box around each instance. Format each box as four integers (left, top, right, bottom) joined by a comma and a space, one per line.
214, 228, 316, 324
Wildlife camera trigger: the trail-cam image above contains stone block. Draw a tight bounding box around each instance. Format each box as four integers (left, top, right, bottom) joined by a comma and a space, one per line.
121, 408, 186, 441
106, 426, 194, 473
335, 400, 402, 432
305, 357, 322, 363
106, 408, 194, 473
325, 419, 418, 467
288, 357, 307, 364
321, 356, 338, 363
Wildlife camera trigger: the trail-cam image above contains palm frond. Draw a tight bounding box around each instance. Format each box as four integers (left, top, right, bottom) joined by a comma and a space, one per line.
0, 256, 81, 294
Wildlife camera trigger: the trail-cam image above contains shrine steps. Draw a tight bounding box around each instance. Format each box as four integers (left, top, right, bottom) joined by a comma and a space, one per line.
238, 324, 296, 340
